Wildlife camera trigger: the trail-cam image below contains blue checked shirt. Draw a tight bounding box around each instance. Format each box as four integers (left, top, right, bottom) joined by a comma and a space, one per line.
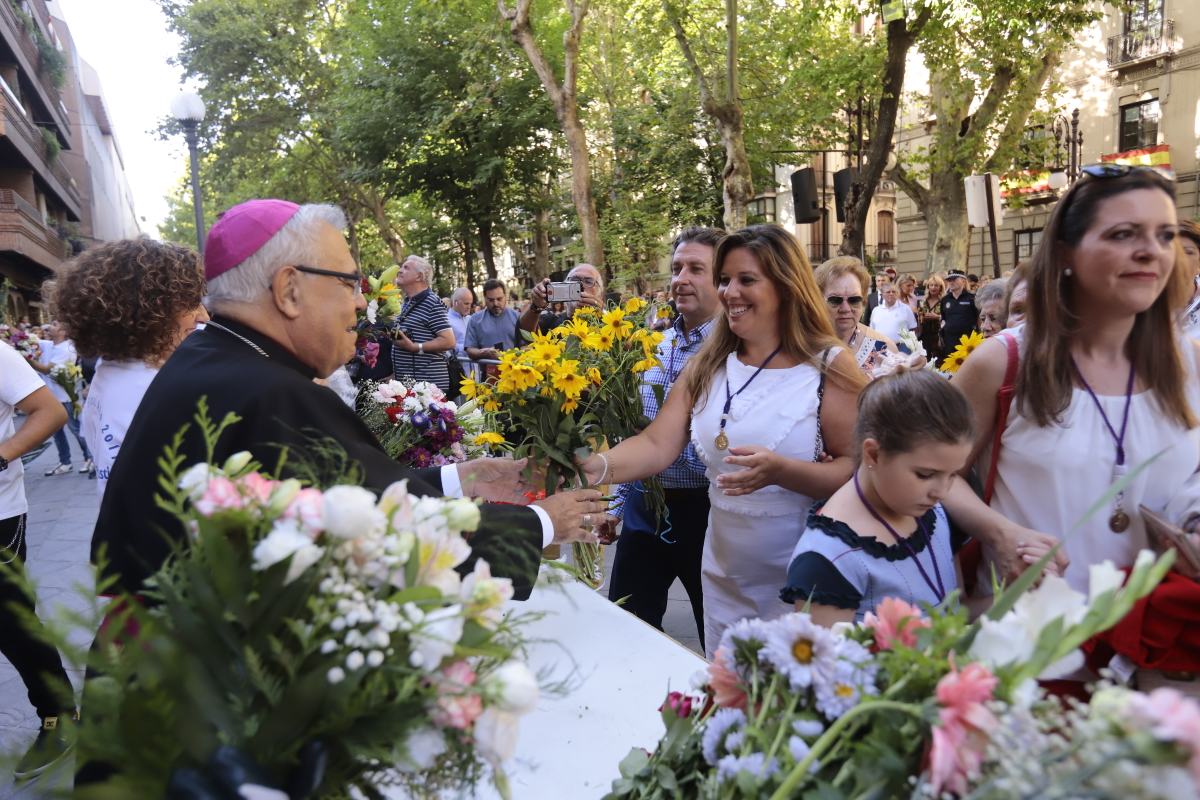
609, 315, 713, 518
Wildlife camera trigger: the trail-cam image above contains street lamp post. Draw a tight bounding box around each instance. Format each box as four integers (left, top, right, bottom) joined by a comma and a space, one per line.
170, 91, 207, 254
1047, 108, 1083, 192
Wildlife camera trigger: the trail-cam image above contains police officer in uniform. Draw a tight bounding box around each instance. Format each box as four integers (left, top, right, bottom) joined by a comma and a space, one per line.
940, 268, 979, 357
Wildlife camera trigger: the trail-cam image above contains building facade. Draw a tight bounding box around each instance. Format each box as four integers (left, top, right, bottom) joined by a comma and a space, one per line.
0, 0, 137, 322
892, 0, 1198, 278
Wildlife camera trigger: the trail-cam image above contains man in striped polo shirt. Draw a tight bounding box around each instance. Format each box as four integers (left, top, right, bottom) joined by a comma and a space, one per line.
599, 226, 724, 651
390, 255, 456, 393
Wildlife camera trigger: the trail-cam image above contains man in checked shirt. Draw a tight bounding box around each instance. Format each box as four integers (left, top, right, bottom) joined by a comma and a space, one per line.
598, 227, 724, 650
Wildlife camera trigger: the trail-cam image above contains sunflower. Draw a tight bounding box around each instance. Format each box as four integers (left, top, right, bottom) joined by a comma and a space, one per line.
940, 331, 985, 374
939, 351, 965, 374
583, 330, 615, 352
459, 377, 482, 399
473, 432, 506, 446
624, 297, 648, 314
587, 367, 602, 385
601, 308, 634, 339
574, 305, 598, 317
561, 397, 579, 413
482, 397, 501, 412
632, 357, 661, 373
551, 361, 588, 398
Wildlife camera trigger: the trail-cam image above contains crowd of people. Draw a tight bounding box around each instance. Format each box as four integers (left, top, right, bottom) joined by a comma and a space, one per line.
1, 165, 1199, 784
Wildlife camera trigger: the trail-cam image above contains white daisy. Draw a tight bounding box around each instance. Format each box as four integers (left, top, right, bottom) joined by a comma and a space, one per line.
759, 613, 837, 690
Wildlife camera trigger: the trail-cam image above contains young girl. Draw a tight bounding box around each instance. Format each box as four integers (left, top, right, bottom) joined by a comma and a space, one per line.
782, 369, 976, 626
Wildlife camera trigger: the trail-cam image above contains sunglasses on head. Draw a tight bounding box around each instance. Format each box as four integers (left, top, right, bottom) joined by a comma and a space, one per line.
825, 295, 863, 308
1079, 163, 1176, 181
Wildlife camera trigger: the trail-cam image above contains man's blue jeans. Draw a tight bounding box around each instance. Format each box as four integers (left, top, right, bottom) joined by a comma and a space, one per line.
52, 401, 90, 465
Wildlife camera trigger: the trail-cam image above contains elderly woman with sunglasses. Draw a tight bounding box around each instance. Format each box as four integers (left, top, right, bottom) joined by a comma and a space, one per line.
814, 256, 898, 373
952, 164, 1200, 693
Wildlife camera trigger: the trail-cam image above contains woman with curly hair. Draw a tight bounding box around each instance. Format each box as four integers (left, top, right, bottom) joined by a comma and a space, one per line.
52, 238, 208, 494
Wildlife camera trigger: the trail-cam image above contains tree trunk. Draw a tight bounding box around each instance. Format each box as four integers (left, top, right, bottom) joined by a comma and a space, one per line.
924, 176, 970, 276
715, 111, 753, 231
560, 103, 604, 267
533, 203, 551, 281
461, 226, 476, 293
839, 10, 930, 257
478, 217, 498, 280
500, 0, 604, 268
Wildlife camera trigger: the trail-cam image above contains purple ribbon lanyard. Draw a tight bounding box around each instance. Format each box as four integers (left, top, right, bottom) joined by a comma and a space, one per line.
853, 472, 946, 603
1073, 360, 1135, 469
722, 345, 783, 418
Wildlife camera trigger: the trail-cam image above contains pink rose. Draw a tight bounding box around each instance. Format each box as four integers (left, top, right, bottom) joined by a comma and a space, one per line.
927, 660, 997, 795
660, 691, 694, 719
283, 488, 326, 536
707, 647, 748, 710
194, 476, 245, 517
238, 472, 277, 506
863, 597, 930, 651
432, 661, 483, 730
1128, 688, 1200, 782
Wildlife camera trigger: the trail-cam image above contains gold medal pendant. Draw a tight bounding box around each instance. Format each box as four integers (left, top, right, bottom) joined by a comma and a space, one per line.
715, 431, 729, 451
1109, 508, 1130, 533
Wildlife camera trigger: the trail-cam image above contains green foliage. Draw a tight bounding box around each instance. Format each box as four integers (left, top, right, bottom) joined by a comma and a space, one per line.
39, 125, 60, 162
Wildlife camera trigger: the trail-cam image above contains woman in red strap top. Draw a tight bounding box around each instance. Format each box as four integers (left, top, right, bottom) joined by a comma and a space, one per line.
949, 165, 1200, 696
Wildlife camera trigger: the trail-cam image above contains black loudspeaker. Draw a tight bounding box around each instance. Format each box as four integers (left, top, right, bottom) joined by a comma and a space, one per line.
790, 168, 820, 224
833, 168, 856, 223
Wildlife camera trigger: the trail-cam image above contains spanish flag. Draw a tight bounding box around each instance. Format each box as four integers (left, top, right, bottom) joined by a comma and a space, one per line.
1101, 143, 1172, 173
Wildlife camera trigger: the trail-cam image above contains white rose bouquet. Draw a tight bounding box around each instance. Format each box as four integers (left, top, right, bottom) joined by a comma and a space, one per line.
73, 405, 537, 799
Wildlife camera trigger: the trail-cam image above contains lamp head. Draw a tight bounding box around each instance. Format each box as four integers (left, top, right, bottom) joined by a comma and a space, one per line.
170, 91, 206, 124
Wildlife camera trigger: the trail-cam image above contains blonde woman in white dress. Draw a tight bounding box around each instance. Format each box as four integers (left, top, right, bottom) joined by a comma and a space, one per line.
581, 225, 867, 655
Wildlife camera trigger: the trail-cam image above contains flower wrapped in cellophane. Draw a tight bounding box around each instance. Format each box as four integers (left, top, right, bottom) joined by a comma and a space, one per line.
459, 297, 662, 583
73, 407, 537, 799
606, 549, 1192, 800
359, 379, 497, 468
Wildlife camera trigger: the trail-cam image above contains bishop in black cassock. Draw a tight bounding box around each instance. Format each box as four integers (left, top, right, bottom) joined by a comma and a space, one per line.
91, 199, 603, 601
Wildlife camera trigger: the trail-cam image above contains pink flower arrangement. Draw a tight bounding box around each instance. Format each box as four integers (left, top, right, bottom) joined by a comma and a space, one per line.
863, 597, 930, 651
195, 476, 246, 516
1128, 687, 1200, 782
432, 661, 484, 731
707, 647, 748, 710
928, 660, 998, 795
240, 472, 277, 505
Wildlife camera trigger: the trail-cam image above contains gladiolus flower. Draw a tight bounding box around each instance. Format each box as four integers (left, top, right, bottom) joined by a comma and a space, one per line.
863, 597, 930, 651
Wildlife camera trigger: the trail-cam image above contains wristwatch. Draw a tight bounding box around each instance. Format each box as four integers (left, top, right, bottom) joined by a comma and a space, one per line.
0, 455, 9, 473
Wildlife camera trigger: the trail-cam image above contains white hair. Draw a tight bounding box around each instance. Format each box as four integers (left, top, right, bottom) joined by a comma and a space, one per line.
206, 203, 347, 305
404, 255, 433, 284
451, 287, 473, 303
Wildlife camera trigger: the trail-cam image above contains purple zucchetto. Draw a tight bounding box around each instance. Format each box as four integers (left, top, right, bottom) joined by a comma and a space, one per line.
203, 199, 301, 281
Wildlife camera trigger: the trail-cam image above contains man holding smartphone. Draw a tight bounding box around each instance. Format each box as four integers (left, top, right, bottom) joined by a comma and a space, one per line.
518, 263, 605, 335
465, 279, 521, 361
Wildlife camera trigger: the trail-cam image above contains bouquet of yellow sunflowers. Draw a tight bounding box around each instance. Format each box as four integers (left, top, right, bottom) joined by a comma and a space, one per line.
460, 298, 664, 583
938, 330, 985, 374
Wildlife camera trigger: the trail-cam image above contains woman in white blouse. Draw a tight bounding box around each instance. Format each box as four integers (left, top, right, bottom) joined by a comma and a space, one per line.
52, 239, 208, 495
952, 165, 1200, 689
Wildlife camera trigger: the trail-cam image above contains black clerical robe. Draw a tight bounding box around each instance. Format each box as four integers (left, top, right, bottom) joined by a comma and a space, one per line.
91, 316, 543, 599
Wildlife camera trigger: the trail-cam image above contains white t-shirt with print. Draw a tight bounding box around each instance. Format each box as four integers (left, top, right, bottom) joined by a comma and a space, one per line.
0, 342, 47, 518
37, 339, 77, 403
81, 359, 158, 496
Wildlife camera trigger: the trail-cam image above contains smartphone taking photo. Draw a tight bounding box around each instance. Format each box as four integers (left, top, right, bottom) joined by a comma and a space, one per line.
548, 281, 583, 303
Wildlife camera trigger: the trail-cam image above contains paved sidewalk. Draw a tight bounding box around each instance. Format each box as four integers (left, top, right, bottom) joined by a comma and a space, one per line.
0, 446, 98, 797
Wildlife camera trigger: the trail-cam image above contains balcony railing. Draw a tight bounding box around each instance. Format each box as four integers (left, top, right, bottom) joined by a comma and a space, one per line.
0, 187, 68, 271
1107, 20, 1176, 68
0, 0, 69, 133
0, 90, 81, 217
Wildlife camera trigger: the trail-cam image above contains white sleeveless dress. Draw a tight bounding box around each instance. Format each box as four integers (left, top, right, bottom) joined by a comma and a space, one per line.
691, 351, 831, 657
982, 326, 1200, 595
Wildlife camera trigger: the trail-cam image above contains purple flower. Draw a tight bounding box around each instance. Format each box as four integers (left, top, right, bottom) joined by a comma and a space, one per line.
410, 411, 431, 432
